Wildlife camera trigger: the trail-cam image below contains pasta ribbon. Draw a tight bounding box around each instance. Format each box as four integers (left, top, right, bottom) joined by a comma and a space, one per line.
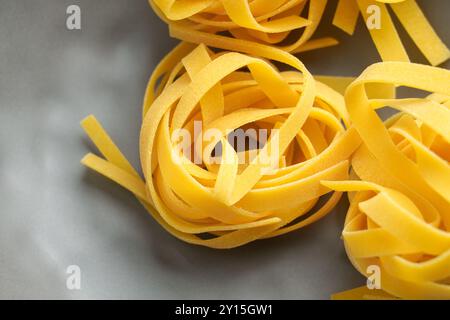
333, 0, 450, 66
150, 0, 338, 54
150, 1, 449, 66
326, 62, 450, 299
81, 43, 361, 248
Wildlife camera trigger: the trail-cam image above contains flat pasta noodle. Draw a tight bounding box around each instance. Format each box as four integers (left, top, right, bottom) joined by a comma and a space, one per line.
325, 62, 450, 299
151, 0, 450, 66
76, 0, 450, 299
150, 0, 338, 54
333, 0, 450, 66
80, 43, 362, 248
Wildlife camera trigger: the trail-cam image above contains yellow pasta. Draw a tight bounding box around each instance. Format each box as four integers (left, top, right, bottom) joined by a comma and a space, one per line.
80, 43, 361, 248
333, 0, 450, 66
150, 0, 338, 54
150, 1, 449, 66
325, 62, 450, 299
75, 0, 450, 300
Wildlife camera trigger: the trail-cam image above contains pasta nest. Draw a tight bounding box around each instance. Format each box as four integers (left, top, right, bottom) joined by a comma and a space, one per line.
151, 0, 450, 66
81, 43, 360, 248
150, 0, 337, 54
326, 62, 450, 299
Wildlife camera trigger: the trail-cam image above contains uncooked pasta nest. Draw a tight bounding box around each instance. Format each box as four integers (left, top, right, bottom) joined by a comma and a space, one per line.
328, 62, 450, 299
80, 0, 450, 300
150, 0, 337, 54
81, 43, 362, 249
151, 0, 450, 66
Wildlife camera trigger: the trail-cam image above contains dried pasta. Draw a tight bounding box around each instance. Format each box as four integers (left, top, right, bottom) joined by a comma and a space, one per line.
80, 43, 361, 248
325, 62, 450, 299
333, 0, 450, 66
150, 0, 450, 66
79, 0, 450, 299
150, 0, 338, 54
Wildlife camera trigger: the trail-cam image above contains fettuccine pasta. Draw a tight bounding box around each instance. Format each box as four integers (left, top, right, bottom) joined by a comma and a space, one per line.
150, 0, 338, 54
150, 0, 450, 66
333, 0, 450, 66
80, 43, 361, 248
76, 0, 450, 300
325, 62, 450, 299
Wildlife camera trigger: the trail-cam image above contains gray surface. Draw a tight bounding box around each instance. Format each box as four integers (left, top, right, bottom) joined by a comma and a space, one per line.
0, 0, 448, 299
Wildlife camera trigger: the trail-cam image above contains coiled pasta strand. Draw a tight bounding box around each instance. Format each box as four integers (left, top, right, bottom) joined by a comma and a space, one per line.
81, 43, 361, 248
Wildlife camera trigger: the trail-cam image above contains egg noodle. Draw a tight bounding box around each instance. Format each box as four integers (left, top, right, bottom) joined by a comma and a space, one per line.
81, 42, 362, 249
150, 0, 337, 54
333, 0, 450, 65
329, 62, 450, 299
151, 0, 450, 65
79, 0, 450, 299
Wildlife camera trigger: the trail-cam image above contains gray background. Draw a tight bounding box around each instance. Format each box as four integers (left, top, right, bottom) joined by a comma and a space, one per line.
0, 0, 448, 299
